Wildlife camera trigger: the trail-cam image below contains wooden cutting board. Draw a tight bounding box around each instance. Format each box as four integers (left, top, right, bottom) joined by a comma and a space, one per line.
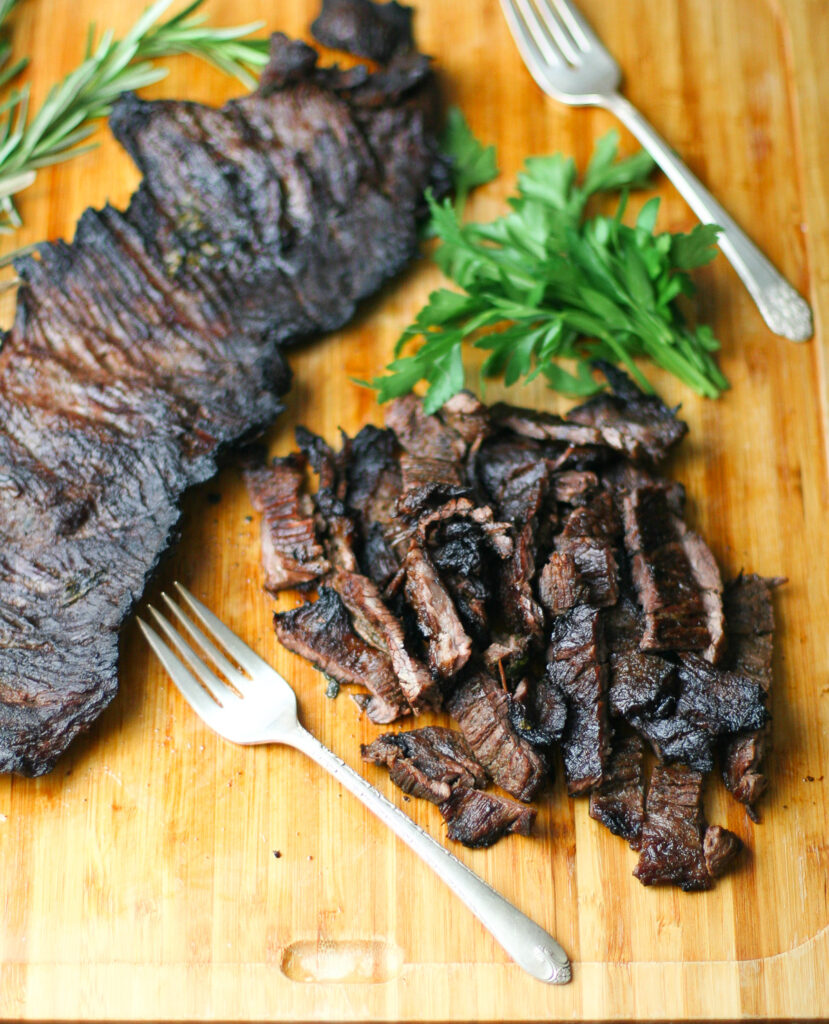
1, 0, 827, 1019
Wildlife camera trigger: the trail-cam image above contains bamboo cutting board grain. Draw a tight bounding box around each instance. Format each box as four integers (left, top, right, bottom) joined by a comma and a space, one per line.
0, 0, 828, 1019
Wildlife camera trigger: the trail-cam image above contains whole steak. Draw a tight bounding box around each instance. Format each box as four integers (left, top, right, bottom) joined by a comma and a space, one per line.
0, 12, 443, 775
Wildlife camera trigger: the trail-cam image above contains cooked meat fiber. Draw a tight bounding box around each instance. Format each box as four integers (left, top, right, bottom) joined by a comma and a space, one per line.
541, 491, 621, 614
0, 7, 442, 775
440, 788, 536, 848
273, 587, 408, 723
545, 605, 610, 794
493, 460, 549, 639
385, 394, 467, 463
634, 763, 741, 890
438, 390, 491, 453
551, 470, 599, 507
402, 542, 471, 679
589, 734, 645, 848
720, 574, 782, 817
447, 672, 548, 802
361, 726, 486, 803
606, 597, 677, 721
344, 425, 403, 531
243, 454, 329, 592
330, 568, 441, 712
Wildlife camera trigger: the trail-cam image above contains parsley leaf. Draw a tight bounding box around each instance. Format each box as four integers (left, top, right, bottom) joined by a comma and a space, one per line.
366, 128, 726, 411
440, 106, 498, 217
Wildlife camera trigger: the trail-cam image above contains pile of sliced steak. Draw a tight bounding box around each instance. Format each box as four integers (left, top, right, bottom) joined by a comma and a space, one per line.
249, 366, 782, 885
0, 0, 446, 776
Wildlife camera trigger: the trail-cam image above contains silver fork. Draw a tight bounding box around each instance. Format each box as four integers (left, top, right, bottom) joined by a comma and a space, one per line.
500, 0, 813, 342
138, 582, 571, 985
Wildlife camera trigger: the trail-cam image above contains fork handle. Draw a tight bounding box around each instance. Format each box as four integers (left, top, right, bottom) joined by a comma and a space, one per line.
287, 724, 571, 984
602, 92, 812, 342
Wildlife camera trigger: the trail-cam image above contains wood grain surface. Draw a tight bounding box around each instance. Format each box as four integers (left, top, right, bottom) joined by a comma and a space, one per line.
0, 0, 827, 1019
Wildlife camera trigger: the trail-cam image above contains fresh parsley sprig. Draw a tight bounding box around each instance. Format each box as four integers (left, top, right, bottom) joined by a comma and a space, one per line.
370, 127, 727, 413
0, 0, 270, 232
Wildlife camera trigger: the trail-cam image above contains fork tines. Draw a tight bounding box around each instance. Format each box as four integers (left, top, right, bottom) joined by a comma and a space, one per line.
138, 582, 277, 718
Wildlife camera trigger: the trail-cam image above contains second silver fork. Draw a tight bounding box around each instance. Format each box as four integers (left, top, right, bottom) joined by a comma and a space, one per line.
139, 583, 571, 985
500, 0, 813, 342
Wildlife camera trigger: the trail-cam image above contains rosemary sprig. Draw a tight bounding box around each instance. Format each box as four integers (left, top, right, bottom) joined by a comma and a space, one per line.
0, 0, 270, 232
0, 1, 27, 91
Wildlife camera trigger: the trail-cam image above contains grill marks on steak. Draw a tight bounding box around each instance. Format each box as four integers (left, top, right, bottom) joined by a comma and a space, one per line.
0, 5, 445, 776
622, 486, 724, 657
254, 380, 778, 875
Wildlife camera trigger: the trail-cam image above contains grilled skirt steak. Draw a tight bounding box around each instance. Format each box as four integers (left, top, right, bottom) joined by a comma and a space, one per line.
0, 11, 443, 775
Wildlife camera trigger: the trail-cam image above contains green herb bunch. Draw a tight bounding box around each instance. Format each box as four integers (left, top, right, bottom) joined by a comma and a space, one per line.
0, 0, 270, 232
368, 125, 728, 413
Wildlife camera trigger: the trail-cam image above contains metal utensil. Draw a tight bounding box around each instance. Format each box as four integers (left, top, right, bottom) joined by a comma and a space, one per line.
500, 0, 813, 341
138, 582, 571, 985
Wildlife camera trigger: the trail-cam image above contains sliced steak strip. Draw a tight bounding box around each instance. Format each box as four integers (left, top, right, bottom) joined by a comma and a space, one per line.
546, 604, 610, 794
492, 460, 550, 639
293, 428, 363, 574
622, 486, 723, 657
634, 763, 741, 890
589, 734, 645, 848
399, 453, 465, 498
273, 587, 408, 723
606, 596, 677, 721
447, 672, 548, 801
416, 501, 511, 646
548, 490, 621, 610
619, 654, 767, 774
361, 726, 486, 803
385, 393, 466, 463
720, 574, 783, 818
490, 402, 605, 448
566, 361, 688, 464
345, 425, 402, 530
244, 453, 329, 592
330, 568, 440, 711
402, 541, 471, 679
538, 551, 589, 617
439, 787, 536, 848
